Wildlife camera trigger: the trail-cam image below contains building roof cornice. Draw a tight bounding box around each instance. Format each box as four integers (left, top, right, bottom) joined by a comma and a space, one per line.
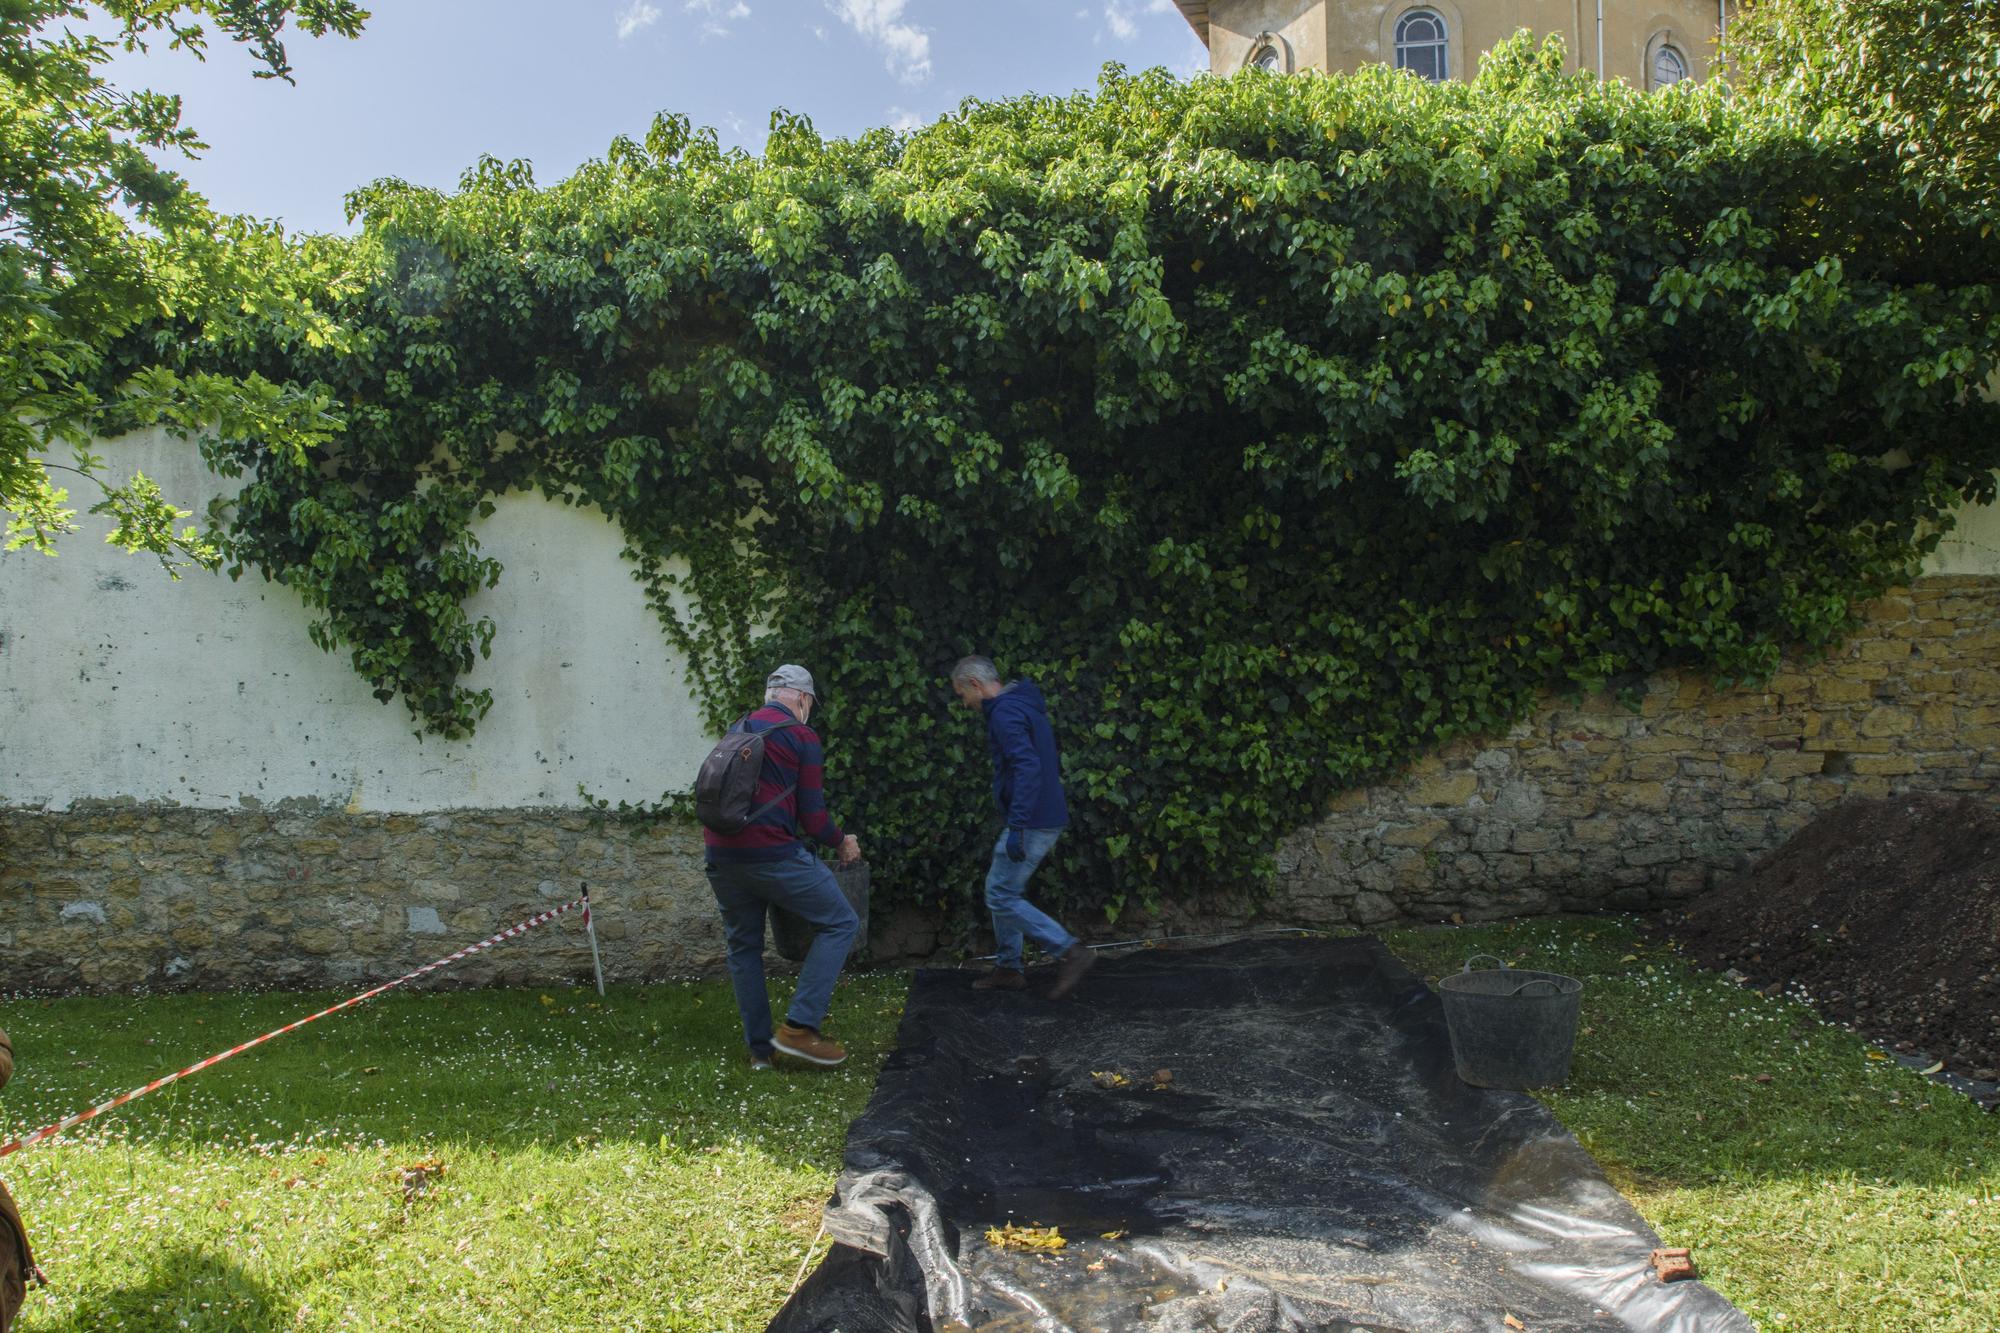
1172, 2, 1210, 45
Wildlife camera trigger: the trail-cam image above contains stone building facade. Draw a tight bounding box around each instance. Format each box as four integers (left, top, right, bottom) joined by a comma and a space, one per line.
1171, 0, 1729, 90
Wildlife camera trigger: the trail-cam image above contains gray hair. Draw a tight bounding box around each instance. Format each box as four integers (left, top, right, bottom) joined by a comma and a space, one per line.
950, 655, 1001, 687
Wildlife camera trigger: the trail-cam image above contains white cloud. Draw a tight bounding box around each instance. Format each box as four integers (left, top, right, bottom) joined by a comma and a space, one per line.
616, 0, 662, 40
830, 0, 932, 84
1098, 1, 1181, 45
886, 105, 925, 132
686, 0, 751, 39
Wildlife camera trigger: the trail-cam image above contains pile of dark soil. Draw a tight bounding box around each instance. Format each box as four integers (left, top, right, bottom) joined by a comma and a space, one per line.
1667, 794, 2000, 1080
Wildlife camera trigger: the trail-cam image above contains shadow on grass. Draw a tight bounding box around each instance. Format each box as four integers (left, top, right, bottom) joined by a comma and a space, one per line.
49, 1245, 286, 1332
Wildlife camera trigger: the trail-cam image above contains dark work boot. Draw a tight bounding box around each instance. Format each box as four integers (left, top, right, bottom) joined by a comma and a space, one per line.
971, 967, 1027, 992
1046, 944, 1097, 1000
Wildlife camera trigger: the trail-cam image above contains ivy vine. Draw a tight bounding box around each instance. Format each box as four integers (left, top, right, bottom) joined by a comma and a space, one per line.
181, 37, 1999, 918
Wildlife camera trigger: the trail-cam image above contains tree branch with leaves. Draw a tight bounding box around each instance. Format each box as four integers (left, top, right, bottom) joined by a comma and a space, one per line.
0, 0, 367, 575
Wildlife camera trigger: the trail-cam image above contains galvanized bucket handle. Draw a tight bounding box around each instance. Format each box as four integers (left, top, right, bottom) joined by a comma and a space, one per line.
1507, 978, 1563, 997
1461, 953, 1509, 973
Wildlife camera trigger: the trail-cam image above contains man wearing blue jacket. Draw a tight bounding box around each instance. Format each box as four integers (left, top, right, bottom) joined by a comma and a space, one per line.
950, 655, 1096, 998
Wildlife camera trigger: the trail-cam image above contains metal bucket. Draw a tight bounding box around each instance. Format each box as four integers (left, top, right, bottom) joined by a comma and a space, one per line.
1437, 954, 1583, 1089
770, 860, 870, 964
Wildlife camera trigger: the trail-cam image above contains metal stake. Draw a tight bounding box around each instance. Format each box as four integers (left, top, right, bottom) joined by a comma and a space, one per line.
583, 882, 607, 997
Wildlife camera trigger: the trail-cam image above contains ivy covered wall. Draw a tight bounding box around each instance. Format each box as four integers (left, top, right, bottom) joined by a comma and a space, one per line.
113, 37, 2000, 923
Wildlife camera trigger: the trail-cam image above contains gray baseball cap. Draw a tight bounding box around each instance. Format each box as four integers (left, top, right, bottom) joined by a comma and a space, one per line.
766, 664, 817, 698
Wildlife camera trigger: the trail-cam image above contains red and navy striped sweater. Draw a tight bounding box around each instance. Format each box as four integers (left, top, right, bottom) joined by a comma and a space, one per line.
701, 703, 848, 863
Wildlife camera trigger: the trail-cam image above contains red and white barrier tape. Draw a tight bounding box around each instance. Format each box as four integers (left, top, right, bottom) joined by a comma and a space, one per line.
0, 896, 586, 1160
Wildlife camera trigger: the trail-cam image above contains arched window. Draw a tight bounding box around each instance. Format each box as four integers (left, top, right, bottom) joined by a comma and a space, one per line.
1394, 10, 1449, 81
1242, 31, 1293, 74
1651, 43, 1688, 88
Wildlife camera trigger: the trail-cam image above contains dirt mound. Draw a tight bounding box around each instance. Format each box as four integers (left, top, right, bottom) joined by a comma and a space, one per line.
1667, 794, 2000, 1079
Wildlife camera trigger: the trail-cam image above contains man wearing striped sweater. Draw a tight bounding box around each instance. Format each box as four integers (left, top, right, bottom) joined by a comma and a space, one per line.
704, 664, 863, 1069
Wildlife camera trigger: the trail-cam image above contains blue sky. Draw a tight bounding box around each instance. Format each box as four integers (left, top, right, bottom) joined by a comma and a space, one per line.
107, 1, 1210, 236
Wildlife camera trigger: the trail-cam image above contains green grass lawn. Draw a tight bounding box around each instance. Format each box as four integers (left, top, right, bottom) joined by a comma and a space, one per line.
1, 973, 910, 1331
1383, 918, 1999, 1333
0, 917, 1994, 1331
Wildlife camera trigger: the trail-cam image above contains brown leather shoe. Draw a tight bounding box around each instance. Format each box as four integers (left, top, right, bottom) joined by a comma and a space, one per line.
971, 967, 1026, 991
773, 1022, 848, 1067
1046, 943, 1097, 999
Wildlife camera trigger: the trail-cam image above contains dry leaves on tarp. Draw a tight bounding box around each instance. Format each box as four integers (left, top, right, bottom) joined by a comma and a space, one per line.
985, 1224, 1066, 1252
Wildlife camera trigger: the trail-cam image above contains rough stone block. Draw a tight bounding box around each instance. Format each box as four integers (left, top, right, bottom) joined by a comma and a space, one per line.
1623, 843, 1682, 868
1390, 856, 1433, 891
1721, 753, 1767, 779
1510, 828, 1562, 854
1408, 772, 1480, 806
1382, 819, 1450, 849
1601, 781, 1672, 811
1857, 638, 1914, 662
1350, 891, 1399, 924
294, 928, 343, 955
1857, 707, 1916, 738
1766, 752, 1829, 778
1627, 756, 1681, 782
1848, 755, 1919, 776
1813, 678, 1873, 705
1571, 817, 1623, 845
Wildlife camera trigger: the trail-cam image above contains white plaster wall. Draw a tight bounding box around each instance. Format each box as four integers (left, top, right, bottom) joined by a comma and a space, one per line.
0, 430, 712, 811
3, 436, 1994, 812
1932, 495, 2000, 576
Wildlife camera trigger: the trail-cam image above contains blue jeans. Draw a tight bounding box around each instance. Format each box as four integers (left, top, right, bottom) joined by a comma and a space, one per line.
706, 846, 859, 1057
984, 827, 1074, 971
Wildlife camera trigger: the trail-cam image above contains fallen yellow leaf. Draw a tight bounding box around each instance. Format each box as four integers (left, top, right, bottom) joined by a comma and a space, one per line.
986, 1224, 1066, 1252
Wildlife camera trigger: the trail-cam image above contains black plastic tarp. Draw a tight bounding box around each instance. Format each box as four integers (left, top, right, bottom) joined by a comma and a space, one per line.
770, 936, 1752, 1333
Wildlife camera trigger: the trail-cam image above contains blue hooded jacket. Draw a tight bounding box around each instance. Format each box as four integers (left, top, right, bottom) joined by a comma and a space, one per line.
982, 680, 1070, 831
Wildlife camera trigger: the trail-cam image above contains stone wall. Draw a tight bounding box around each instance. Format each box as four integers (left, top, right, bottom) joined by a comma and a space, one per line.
0, 808, 716, 992
2, 575, 1995, 993
1269, 576, 2000, 926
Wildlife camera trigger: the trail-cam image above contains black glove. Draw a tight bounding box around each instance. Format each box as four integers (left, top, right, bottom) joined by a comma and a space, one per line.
1005, 828, 1027, 862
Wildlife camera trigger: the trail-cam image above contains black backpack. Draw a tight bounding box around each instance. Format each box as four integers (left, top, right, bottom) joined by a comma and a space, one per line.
694, 717, 808, 835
